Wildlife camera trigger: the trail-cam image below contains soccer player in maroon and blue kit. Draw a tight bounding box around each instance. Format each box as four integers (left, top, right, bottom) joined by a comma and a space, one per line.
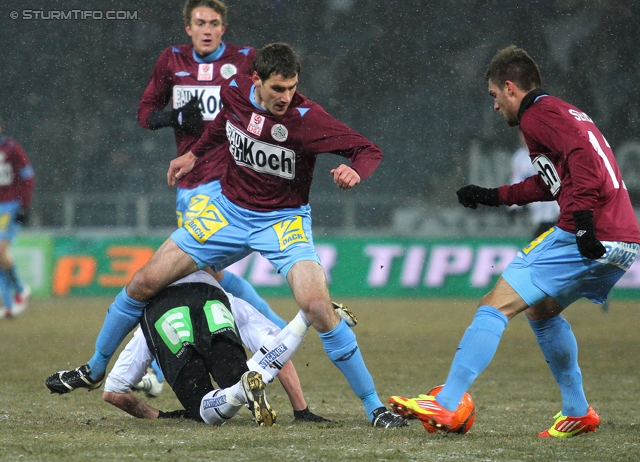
115, 0, 325, 422
390, 45, 640, 437
47, 43, 406, 428
0, 117, 34, 319
137, 0, 288, 330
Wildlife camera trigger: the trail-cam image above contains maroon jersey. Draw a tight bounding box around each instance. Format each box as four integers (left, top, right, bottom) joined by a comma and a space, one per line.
137, 42, 256, 188
190, 74, 383, 211
497, 95, 640, 244
0, 136, 34, 207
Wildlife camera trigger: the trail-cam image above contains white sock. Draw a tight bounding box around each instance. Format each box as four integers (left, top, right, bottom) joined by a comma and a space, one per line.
200, 388, 243, 425
246, 310, 310, 383
226, 380, 247, 406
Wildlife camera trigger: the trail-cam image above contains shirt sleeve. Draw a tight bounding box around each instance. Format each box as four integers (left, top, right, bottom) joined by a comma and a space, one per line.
301, 106, 383, 180
104, 328, 154, 393
137, 48, 174, 129
498, 174, 554, 206
190, 106, 229, 157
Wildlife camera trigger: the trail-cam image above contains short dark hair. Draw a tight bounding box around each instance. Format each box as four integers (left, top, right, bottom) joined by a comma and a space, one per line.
252, 43, 301, 82
183, 0, 227, 27
485, 45, 542, 91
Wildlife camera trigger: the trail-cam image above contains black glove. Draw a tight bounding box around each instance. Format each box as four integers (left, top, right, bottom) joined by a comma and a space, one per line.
573, 210, 606, 259
293, 407, 332, 423
158, 409, 188, 419
456, 185, 500, 209
171, 96, 203, 132
147, 96, 203, 133
15, 207, 29, 225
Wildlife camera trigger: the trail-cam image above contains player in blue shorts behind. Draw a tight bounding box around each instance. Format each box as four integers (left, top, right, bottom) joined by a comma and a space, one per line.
137, 0, 287, 329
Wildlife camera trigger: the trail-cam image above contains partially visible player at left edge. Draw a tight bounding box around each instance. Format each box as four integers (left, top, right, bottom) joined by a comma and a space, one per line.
0, 116, 34, 319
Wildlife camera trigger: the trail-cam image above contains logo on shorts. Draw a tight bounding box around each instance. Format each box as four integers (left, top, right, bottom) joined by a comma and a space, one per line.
271, 124, 288, 142
185, 194, 211, 222
220, 63, 237, 79
600, 241, 639, 270
155, 306, 194, 354
522, 227, 555, 255
273, 216, 309, 251
203, 300, 237, 335
184, 202, 229, 244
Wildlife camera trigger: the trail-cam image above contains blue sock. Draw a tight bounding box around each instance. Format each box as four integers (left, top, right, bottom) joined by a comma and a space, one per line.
219, 270, 287, 328
0, 269, 13, 308
87, 288, 146, 380
319, 319, 383, 420
150, 359, 164, 383
6, 265, 23, 293
437, 305, 508, 411
529, 316, 588, 416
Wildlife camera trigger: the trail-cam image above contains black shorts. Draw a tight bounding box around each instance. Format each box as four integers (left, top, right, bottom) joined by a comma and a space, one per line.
140, 282, 244, 388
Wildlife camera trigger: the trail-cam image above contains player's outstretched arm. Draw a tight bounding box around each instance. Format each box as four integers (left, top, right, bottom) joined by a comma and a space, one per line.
167, 151, 197, 186
456, 185, 500, 209
330, 164, 361, 190
103, 390, 159, 419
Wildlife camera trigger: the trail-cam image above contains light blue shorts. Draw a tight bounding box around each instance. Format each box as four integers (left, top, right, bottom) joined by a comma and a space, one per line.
176, 181, 223, 227
502, 227, 638, 308
0, 200, 21, 241
171, 194, 321, 278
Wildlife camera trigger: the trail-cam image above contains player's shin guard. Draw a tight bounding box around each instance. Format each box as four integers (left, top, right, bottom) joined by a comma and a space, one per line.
319, 319, 383, 419
437, 305, 508, 411
246, 310, 311, 383
88, 288, 146, 380
219, 271, 287, 328
200, 388, 242, 425
529, 315, 588, 417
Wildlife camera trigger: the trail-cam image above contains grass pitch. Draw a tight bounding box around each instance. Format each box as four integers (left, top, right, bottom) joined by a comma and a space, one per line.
1, 296, 639, 461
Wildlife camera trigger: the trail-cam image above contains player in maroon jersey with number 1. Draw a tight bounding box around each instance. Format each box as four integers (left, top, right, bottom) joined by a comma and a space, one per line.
390, 45, 640, 437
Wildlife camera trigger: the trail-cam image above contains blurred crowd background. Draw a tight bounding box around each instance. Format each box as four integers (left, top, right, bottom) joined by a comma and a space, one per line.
1, 0, 638, 234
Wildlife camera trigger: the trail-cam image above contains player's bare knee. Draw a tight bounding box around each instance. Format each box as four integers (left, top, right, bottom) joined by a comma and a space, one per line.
302, 298, 338, 332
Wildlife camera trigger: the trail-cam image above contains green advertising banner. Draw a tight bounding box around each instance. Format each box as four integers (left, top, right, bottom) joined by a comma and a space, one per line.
51, 236, 165, 296
14, 234, 53, 297
226, 236, 529, 298
44, 234, 640, 298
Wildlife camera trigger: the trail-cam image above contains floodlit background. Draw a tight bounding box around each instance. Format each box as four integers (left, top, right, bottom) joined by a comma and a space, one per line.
1, 0, 639, 235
